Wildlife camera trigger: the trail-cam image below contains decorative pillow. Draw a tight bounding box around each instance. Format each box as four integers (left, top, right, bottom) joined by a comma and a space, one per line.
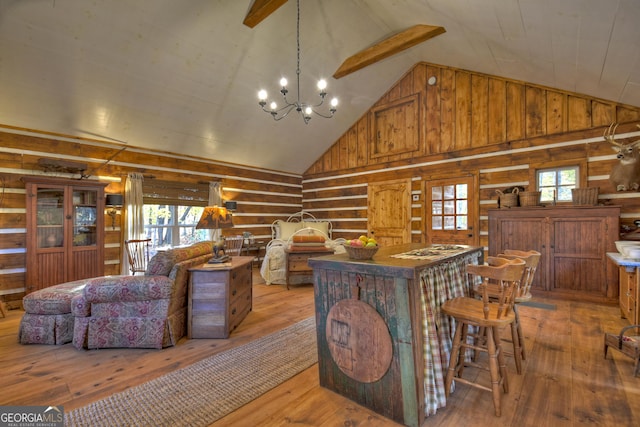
303, 221, 329, 237
292, 234, 325, 243
145, 250, 177, 276
276, 221, 303, 240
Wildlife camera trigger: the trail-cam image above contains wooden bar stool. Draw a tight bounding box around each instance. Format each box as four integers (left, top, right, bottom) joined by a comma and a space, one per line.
443, 257, 525, 417
498, 249, 541, 363
472, 250, 540, 374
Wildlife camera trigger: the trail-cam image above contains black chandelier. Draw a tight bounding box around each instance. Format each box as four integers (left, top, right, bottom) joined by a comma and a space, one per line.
257, 0, 338, 124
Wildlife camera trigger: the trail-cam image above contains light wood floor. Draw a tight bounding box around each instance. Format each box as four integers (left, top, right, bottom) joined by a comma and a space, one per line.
1, 269, 639, 426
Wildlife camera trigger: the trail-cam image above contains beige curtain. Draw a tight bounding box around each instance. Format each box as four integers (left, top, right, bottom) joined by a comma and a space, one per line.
121, 173, 145, 274
209, 181, 222, 242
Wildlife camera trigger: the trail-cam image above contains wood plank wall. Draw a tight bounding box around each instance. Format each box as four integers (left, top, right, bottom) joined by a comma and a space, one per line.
302, 62, 640, 246
0, 127, 303, 305
3, 62, 640, 306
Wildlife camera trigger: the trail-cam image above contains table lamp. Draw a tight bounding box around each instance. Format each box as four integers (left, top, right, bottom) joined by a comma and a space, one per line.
196, 205, 234, 263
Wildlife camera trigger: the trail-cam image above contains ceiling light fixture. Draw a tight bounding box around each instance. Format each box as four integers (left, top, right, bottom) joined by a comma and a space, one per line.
257, 0, 338, 124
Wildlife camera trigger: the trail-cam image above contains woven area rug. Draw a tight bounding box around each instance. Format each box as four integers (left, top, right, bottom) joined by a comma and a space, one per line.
66, 317, 318, 427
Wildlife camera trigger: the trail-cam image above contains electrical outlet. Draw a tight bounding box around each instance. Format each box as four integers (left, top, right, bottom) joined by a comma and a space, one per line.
412, 194, 419, 201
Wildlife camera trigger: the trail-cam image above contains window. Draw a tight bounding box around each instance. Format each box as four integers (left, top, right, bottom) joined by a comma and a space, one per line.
537, 166, 578, 203
431, 183, 468, 230
141, 179, 212, 255
143, 205, 208, 255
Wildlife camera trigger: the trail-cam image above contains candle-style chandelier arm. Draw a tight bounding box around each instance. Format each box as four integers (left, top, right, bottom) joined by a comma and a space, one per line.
259, 101, 298, 121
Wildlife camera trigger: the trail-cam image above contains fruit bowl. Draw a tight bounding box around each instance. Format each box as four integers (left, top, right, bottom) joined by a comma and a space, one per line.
343, 244, 379, 260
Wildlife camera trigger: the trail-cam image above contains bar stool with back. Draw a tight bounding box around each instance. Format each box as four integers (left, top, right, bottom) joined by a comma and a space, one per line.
496, 249, 541, 364
471, 249, 541, 374
442, 256, 526, 417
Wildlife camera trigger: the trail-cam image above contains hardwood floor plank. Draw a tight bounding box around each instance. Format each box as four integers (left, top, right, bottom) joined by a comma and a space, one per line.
1, 269, 639, 426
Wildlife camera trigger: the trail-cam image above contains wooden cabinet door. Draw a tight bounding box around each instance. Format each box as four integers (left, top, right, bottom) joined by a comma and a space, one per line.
24, 177, 106, 293
551, 217, 607, 295
490, 216, 548, 291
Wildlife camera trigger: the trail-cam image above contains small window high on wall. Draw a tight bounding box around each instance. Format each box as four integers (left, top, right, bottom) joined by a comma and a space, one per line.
537, 166, 579, 203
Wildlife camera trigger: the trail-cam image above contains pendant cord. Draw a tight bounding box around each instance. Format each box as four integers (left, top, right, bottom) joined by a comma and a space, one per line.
296, 0, 301, 106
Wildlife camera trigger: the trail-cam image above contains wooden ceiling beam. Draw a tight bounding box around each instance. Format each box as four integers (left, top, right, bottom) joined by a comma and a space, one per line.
333, 24, 446, 79
243, 0, 289, 28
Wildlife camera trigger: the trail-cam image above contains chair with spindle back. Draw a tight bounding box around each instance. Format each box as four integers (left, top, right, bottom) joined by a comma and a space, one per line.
442, 257, 526, 417
224, 235, 244, 256
125, 238, 151, 275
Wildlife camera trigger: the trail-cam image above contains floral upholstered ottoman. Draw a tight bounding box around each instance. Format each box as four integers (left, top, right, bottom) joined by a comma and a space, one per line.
18, 279, 89, 345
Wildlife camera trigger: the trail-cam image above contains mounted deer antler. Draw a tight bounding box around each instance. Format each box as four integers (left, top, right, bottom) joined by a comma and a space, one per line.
605, 122, 640, 191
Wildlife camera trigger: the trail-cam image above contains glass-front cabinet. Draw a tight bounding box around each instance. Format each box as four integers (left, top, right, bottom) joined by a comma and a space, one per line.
24, 177, 108, 293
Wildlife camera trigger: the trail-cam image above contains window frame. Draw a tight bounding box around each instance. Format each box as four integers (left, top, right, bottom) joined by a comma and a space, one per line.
529, 159, 587, 204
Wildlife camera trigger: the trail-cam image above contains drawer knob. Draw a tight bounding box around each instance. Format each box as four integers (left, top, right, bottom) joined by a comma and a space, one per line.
231, 308, 236, 315
232, 289, 237, 296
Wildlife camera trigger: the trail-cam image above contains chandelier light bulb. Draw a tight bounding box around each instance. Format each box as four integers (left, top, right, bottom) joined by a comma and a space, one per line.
304, 106, 313, 115
331, 98, 338, 107
258, 90, 268, 101
270, 101, 278, 110
317, 79, 327, 91
280, 77, 288, 87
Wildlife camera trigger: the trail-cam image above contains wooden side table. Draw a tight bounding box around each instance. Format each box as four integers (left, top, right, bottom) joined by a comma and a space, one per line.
285, 247, 334, 290
188, 256, 253, 339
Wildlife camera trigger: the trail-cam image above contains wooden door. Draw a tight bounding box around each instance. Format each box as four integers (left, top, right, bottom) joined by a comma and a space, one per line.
367, 179, 412, 246
425, 176, 478, 246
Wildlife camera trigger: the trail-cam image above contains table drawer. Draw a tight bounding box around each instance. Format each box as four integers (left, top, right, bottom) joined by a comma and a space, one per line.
289, 254, 312, 272
229, 288, 252, 333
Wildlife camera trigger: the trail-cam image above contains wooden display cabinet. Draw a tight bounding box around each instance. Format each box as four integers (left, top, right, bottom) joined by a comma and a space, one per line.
489, 206, 620, 303
24, 177, 108, 293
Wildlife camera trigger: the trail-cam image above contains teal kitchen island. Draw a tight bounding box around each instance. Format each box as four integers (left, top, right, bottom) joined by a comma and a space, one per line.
308, 243, 483, 427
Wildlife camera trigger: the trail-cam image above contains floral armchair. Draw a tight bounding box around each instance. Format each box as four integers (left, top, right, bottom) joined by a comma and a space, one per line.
72, 241, 213, 349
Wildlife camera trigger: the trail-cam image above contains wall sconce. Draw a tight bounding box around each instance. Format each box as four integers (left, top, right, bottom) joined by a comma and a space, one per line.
224, 201, 237, 212
105, 194, 124, 229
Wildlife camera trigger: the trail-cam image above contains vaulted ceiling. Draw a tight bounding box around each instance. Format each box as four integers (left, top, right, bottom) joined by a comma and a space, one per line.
1, 0, 639, 174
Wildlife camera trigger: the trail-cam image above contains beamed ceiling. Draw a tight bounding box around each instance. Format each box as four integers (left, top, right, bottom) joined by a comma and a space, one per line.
1, 0, 639, 174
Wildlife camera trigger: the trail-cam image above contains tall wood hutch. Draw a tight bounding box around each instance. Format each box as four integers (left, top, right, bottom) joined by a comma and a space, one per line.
488, 206, 620, 304
24, 177, 108, 293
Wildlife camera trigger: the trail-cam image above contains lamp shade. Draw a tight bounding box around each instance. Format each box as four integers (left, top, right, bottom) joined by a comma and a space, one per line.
196, 206, 234, 230
105, 194, 124, 207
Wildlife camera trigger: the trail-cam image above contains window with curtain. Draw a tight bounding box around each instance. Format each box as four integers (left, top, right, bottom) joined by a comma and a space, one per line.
142, 180, 210, 253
